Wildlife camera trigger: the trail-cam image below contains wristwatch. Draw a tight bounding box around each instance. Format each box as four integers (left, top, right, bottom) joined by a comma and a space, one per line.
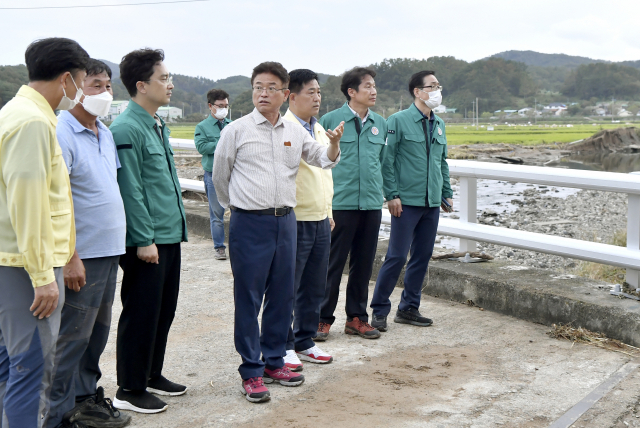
391, 195, 400, 200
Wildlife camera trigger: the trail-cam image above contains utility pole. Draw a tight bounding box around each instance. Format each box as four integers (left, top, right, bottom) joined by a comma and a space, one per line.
476, 97, 479, 130
534, 97, 537, 125
612, 97, 615, 123
400, 95, 403, 111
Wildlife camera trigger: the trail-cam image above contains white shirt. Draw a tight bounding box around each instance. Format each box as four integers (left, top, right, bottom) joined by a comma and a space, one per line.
348, 103, 370, 125
212, 108, 339, 210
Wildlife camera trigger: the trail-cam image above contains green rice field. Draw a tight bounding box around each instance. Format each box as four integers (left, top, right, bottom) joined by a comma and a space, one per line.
167, 123, 635, 146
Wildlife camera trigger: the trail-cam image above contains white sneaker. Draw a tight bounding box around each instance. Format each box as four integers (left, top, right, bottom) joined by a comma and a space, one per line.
284, 349, 303, 372
297, 345, 333, 364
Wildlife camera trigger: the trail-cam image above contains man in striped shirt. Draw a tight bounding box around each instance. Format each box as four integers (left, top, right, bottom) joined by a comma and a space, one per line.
212, 61, 343, 403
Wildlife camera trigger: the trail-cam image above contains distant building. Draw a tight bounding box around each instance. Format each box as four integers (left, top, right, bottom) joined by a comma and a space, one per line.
543, 102, 567, 116
156, 106, 183, 122
104, 100, 129, 121
433, 105, 447, 114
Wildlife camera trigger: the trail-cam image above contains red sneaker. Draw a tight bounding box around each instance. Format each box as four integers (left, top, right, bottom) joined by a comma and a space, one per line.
345, 317, 381, 339
316, 322, 331, 341
263, 366, 305, 386
284, 349, 303, 372
240, 377, 270, 403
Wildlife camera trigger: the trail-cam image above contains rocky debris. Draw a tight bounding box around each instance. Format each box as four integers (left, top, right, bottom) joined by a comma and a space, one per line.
474, 188, 627, 275
567, 127, 640, 153
494, 156, 524, 164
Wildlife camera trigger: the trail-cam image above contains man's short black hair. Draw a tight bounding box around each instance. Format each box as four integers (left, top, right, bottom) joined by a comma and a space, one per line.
25, 38, 90, 82
251, 62, 289, 86
408, 70, 436, 98
120, 48, 165, 97
340, 67, 376, 101
288, 69, 319, 94
207, 89, 229, 104
86, 59, 112, 79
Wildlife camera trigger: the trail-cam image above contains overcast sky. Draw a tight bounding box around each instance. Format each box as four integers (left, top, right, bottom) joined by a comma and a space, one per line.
1, 0, 639, 80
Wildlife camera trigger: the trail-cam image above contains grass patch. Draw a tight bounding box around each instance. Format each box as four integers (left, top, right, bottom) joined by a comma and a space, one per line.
573, 230, 627, 283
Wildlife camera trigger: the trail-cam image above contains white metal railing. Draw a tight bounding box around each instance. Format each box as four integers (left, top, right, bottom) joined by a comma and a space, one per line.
170, 138, 640, 287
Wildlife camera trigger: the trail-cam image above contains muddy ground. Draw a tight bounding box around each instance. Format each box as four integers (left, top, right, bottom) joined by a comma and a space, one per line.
96, 236, 640, 428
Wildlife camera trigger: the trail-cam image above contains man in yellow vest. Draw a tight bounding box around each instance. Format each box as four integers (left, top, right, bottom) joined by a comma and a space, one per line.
0, 37, 87, 428
282, 70, 334, 371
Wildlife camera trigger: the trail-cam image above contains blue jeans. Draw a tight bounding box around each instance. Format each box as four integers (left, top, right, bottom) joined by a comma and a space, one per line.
229, 210, 296, 380
46, 256, 119, 428
203, 170, 226, 249
371, 205, 440, 317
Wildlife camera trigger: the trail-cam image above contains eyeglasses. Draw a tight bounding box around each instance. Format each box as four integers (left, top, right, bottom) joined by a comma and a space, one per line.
213, 104, 228, 108
146, 76, 173, 85
419, 85, 443, 92
252, 86, 287, 95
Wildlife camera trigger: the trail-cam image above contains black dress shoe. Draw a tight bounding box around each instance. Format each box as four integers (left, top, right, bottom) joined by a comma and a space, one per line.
394, 308, 433, 327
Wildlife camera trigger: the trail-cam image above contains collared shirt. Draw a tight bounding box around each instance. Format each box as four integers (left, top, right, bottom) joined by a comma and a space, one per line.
212, 108, 339, 210
284, 109, 333, 221
382, 103, 452, 208
111, 100, 187, 247
292, 112, 318, 138
56, 111, 126, 259
194, 115, 232, 172
0, 85, 75, 287
417, 106, 436, 137
348, 103, 370, 125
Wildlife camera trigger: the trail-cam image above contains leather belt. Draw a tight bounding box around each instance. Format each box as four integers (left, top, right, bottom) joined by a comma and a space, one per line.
231, 206, 292, 216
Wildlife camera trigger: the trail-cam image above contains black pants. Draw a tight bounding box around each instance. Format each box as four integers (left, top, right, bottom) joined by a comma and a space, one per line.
116, 244, 181, 390
319, 210, 382, 325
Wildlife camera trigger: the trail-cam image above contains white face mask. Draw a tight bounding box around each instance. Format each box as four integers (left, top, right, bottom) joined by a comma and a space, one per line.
421, 89, 442, 110
81, 91, 113, 117
213, 107, 228, 120
56, 75, 83, 111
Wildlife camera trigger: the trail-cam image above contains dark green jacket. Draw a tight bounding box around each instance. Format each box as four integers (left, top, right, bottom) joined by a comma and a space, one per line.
382, 103, 453, 207
110, 100, 187, 247
194, 115, 231, 172
319, 103, 388, 210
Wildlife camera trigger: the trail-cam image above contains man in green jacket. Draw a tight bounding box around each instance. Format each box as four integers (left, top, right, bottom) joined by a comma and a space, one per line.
317, 67, 387, 340
370, 70, 453, 333
110, 48, 188, 414
195, 89, 231, 259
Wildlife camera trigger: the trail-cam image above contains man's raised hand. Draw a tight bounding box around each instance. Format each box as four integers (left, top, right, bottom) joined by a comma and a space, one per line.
326, 121, 345, 145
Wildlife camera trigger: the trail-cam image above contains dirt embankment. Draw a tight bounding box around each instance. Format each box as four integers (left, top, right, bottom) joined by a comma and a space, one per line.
568, 127, 640, 153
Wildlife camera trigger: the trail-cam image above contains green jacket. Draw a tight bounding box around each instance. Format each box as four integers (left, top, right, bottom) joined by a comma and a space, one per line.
319, 102, 388, 210
382, 103, 453, 207
194, 115, 231, 172
110, 100, 187, 247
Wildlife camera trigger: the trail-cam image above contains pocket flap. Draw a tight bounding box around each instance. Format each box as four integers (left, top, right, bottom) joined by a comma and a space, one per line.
404, 133, 425, 143
368, 136, 386, 145
146, 144, 164, 155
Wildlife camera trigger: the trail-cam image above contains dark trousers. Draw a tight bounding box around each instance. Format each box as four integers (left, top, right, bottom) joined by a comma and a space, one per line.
116, 244, 181, 390
47, 256, 119, 428
320, 210, 382, 325
286, 218, 331, 352
371, 206, 439, 316
229, 210, 296, 380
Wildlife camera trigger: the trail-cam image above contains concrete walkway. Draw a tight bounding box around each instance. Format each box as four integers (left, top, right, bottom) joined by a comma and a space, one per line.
97, 236, 639, 427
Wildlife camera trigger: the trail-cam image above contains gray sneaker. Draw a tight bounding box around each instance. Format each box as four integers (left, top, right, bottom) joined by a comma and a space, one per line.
214, 248, 227, 260
371, 314, 388, 332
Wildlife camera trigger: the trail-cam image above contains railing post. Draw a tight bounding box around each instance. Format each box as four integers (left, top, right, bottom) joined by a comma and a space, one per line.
627, 172, 640, 288
459, 176, 477, 252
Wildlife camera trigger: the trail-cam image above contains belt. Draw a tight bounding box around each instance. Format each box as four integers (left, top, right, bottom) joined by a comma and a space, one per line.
231, 206, 292, 216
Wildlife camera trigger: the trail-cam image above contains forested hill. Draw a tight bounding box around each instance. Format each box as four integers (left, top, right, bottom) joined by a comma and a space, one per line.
1, 50, 639, 118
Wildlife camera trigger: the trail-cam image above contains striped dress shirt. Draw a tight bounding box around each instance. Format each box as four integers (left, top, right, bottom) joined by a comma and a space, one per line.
212, 108, 339, 210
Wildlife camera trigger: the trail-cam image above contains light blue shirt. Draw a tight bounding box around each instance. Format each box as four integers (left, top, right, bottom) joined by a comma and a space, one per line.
292, 112, 317, 138
57, 111, 126, 259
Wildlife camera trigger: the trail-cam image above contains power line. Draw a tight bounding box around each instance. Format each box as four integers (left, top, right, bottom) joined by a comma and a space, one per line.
0, 0, 210, 10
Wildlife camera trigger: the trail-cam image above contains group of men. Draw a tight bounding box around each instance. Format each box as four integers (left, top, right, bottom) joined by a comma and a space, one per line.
0, 36, 452, 428
200, 64, 453, 402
